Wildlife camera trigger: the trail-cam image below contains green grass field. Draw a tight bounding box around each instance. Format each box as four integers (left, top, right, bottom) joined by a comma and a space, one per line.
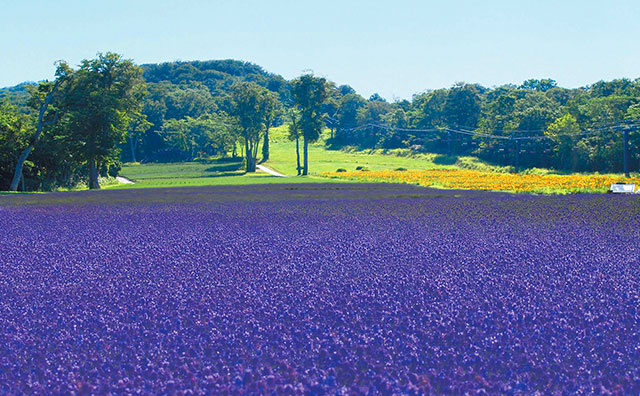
110, 124, 637, 193
112, 156, 346, 189
113, 127, 500, 189
118, 160, 244, 180
263, 124, 516, 176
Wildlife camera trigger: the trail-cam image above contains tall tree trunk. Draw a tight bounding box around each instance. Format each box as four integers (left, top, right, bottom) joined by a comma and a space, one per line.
245, 137, 251, 171
88, 157, 100, 189
262, 126, 270, 162
129, 134, 137, 163
295, 136, 301, 176
20, 172, 25, 192
244, 135, 256, 172
252, 137, 260, 170
302, 135, 309, 176
9, 82, 59, 191
10, 147, 34, 191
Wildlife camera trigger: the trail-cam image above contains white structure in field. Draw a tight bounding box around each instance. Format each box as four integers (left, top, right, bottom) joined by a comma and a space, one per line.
609, 184, 636, 194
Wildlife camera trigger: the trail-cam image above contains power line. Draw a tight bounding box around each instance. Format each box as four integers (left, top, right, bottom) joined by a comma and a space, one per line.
333, 120, 640, 141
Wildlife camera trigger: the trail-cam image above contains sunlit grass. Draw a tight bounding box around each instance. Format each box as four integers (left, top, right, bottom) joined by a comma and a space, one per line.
108, 125, 638, 194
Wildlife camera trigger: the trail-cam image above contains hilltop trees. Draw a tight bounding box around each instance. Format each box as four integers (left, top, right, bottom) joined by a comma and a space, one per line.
291, 74, 329, 175
137, 60, 287, 162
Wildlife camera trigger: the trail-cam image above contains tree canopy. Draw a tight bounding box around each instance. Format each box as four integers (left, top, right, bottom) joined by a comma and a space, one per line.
291, 74, 329, 175
61, 52, 146, 189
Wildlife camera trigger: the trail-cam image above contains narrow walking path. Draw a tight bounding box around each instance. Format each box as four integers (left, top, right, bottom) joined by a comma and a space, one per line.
116, 176, 135, 184
256, 164, 288, 177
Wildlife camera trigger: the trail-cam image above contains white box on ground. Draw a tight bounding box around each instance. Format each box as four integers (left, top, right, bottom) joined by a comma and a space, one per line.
610, 184, 636, 194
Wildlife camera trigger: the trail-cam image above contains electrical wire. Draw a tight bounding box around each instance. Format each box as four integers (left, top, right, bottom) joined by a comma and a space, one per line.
332, 119, 640, 141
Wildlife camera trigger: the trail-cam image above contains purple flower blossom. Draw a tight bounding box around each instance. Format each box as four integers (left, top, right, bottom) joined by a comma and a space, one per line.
1, 184, 639, 394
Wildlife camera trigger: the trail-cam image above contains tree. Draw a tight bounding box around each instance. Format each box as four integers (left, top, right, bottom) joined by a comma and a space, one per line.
1, 103, 31, 191
414, 89, 448, 129
9, 62, 72, 191
287, 109, 302, 175
368, 93, 387, 102
62, 53, 145, 189
291, 74, 329, 175
127, 112, 151, 163
380, 108, 409, 148
260, 90, 281, 162
443, 82, 482, 128
356, 98, 393, 147
546, 114, 582, 170
334, 93, 366, 144
230, 82, 271, 172
626, 105, 640, 172
160, 112, 236, 160
521, 78, 557, 92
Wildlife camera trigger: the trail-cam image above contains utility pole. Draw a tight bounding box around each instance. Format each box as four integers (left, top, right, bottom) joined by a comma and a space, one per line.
623, 127, 630, 178
618, 119, 637, 178
447, 130, 452, 156
515, 139, 521, 173
510, 133, 519, 173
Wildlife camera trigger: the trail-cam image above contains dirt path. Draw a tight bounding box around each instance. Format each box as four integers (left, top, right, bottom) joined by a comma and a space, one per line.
256, 165, 288, 177
116, 176, 135, 184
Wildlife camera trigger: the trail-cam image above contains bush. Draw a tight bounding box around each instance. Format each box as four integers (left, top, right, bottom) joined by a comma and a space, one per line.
355, 166, 369, 171
395, 167, 407, 171
107, 161, 122, 178
336, 168, 347, 173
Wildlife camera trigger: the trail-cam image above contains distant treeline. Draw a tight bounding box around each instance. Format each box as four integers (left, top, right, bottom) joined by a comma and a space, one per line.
80, 64, 640, 172
1, 57, 639, 191
328, 79, 640, 173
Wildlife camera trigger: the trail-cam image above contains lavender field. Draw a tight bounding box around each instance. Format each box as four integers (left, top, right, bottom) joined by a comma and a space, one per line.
1, 184, 640, 394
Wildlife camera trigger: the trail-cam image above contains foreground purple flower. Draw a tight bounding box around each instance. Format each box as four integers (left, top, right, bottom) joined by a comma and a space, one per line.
1, 184, 639, 394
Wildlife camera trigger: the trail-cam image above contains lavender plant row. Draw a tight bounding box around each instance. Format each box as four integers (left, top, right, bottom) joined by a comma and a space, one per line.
1, 185, 639, 394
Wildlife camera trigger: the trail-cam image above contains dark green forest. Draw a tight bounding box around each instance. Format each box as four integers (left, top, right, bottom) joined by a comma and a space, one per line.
1, 55, 639, 191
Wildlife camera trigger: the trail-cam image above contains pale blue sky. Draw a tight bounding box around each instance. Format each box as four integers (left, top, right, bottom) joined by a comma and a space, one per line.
1, 0, 639, 100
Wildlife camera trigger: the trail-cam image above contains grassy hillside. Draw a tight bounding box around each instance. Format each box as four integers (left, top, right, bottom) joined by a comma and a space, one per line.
115, 126, 511, 190
113, 125, 639, 194
263, 124, 514, 176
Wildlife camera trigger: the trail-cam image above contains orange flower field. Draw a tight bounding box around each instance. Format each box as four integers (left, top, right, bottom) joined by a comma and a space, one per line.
324, 169, 640, 194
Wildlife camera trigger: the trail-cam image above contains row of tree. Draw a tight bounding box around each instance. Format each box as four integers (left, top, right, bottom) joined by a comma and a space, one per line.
139, 72, 640, 174
0, 55, 331, 190
1, 55, 639, 191
329, 79, 640, 172
1, 53, 145, 191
